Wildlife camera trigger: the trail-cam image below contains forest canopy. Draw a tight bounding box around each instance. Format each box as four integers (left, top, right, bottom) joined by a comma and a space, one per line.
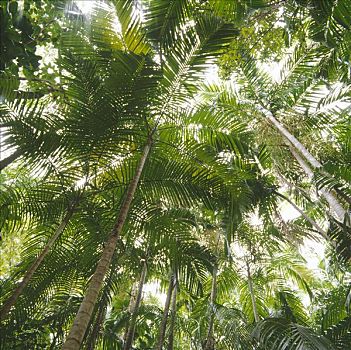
0, 1, 350, 349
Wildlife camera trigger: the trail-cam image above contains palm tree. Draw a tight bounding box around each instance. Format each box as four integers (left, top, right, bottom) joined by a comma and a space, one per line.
197, 44, 351, 254
0, 164, 91, 320
1, 1, 351, 349
3, 1, 244, 348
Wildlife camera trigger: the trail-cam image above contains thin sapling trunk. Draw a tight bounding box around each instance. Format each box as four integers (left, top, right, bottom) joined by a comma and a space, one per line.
123, 261, 148, 350
167, 276, 177, 350
155, 273, 175, 350
203, 264, 217, 350
0, 204, 76, 321
246, 261, 259, 323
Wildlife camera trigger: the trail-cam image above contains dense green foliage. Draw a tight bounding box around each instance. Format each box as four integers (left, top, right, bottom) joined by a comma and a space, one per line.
0, 1, 350, 349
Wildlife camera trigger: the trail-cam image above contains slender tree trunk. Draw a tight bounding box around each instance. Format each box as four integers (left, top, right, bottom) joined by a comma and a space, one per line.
274, 191, 329, 240
155, 273, 175, 350
123, 283, 139, 343
288, 144, 346, 221
203, 264, 217, 350
246, 262, 259, 323
248, 102, 348, 221
167, 277, 177, 350
62, 138, 152, 350
0, 149, 22, 171
0, 207, 75, 321
259, 107, 323, 169
123, 261, 148, 350
257, 105, 346, 220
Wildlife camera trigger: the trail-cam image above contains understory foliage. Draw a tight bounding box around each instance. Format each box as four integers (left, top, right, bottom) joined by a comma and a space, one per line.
0, 0, 350, 349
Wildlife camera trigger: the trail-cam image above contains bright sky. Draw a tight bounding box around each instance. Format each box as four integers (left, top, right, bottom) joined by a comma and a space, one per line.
75, 0, 96, 15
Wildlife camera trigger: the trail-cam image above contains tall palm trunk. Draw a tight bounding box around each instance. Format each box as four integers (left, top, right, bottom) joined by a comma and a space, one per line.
288, 144, 346, 221
0, 149, 22, 171
258, 105, 346, 220
167, 276, 177, 350
62, 138, 152, 350
203, 264, 217, 350
0, 205, 76, 321
246, 261, 259, 323
123, 261, 148, 350
155, 273, 175, 350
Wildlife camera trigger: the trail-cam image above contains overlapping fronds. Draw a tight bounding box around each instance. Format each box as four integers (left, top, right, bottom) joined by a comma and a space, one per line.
253, 317, 334, 350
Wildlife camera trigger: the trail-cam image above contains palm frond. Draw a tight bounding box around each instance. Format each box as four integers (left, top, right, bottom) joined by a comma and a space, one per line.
253, 318, 334, 350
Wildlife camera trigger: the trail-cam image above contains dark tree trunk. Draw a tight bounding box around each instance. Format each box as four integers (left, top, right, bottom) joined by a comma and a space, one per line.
87, 306, 106, 350
0, 149, 22, 171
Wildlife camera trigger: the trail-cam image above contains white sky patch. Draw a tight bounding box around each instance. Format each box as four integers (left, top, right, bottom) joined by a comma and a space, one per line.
205, 63, 221, 84
76, 0, 122, 36
261, 60, 281, 83
143, 281, 167, 305
280, 200, 301, 221
248, 210, 264, 228
300, 238, 325, 271
36, 43, 58, 69
112, 15, 122, 34
0, 132, 13, 161
300, 238, 325, 307
75, 0, 96, 15
231, 241, 246, 260
75, 177, 88, 189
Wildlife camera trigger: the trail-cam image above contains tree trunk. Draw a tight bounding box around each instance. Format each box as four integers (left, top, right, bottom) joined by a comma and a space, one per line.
155, 273, 175, 350
123, 283, 139, 343
203, 264, 217, 350
167, 277, 177, 350
246, 262, 259, 323
123, 261, 148, 350
0, 149, 22, 171
256, 105, 346, 220
62, 138, 152, 350
260, 107, 323, 169
288, 144, 346, 221
274, 191, 329, 241
0, 206, 75, 321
